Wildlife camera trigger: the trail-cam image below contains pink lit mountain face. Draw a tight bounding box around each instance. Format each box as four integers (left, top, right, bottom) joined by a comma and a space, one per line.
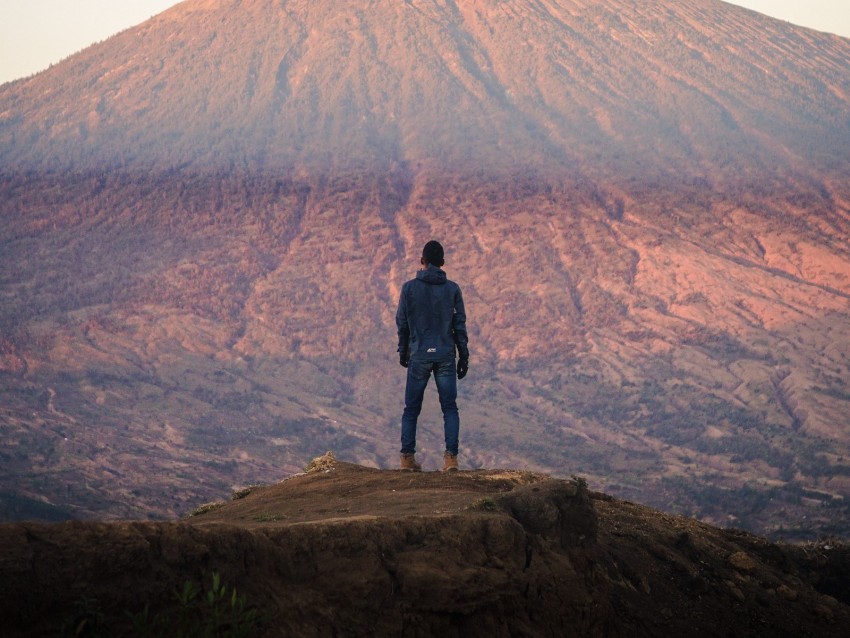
1, 0, 849, 538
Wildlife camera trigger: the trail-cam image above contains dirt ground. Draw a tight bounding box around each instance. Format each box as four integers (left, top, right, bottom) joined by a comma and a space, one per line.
1, 455, 847, 637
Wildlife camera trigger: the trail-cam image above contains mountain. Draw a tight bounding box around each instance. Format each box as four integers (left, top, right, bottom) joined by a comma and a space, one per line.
1, 0, 850, 539
2, 458, 849, 637
3, 0, 850, 181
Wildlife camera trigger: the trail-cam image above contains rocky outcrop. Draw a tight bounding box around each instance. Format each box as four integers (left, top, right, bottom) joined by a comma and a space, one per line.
0, 461, 847, 637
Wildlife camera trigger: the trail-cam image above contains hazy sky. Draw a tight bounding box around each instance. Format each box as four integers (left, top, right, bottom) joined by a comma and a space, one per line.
0, 0, 179, 85
1, 1, 849, 86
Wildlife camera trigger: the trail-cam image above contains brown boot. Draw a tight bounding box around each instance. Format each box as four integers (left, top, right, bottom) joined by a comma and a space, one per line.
400, 453, 422, 472
442, 452, 459, 472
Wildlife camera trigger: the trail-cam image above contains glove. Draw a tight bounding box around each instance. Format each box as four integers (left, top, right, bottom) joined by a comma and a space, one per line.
399, 352, 410, 368
456, 357, 468, 380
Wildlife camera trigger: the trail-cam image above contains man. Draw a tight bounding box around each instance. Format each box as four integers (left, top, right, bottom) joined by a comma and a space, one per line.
396, 240, 469, 472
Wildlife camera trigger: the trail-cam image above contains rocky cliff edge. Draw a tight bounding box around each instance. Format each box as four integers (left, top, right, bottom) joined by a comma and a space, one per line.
1, 453, 848, 637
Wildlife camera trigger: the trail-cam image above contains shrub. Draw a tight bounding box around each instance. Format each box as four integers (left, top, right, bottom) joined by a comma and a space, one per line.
126, 572, 262, 637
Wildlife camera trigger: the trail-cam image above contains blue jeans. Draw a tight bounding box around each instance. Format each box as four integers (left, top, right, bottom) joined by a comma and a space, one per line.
400, 357, 459, 456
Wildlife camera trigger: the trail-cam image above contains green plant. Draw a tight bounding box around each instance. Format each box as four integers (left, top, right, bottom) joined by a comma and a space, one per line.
127, 572, 262, 637
175, 578, 201, 634
125, 604, 159, 638
469, 497, 498, 511
62, 597, 107, 638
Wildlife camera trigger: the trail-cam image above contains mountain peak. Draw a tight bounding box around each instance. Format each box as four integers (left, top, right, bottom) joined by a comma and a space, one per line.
2, 0, 849, 181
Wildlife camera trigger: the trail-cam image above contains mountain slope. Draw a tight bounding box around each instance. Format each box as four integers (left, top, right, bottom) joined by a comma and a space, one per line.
1, 459, 849, 637
1, 0, 849, 539
2, 0, 850, 181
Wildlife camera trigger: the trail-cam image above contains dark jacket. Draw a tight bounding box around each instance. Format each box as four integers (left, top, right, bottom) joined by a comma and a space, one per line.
396, 264, 469, 362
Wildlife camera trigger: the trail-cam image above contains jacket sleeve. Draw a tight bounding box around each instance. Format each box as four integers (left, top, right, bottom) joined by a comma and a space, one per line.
396, 286, 410, 355
452, 285, 469, 360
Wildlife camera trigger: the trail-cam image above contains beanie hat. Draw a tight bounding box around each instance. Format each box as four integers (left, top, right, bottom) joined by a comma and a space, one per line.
422, 240, 445, 267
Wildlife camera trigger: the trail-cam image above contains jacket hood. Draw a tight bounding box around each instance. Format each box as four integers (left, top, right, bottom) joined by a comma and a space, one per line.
416, 264, 447, 285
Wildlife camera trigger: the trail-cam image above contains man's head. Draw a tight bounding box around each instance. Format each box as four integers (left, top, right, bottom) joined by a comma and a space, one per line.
421, 240, 445, 267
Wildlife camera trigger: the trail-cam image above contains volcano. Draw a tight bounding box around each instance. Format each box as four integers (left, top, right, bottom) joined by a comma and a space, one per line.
3, 0, 850, 182
1, 0, 850, 540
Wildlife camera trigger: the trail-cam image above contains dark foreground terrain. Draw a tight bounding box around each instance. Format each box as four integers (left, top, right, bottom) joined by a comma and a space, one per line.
1, 454, 848, 637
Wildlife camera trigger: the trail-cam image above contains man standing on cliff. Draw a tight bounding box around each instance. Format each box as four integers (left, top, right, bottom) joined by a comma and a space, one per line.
396, 240, 469, 472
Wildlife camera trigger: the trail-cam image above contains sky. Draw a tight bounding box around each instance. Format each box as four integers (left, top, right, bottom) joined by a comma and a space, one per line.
1, 1, 849, 86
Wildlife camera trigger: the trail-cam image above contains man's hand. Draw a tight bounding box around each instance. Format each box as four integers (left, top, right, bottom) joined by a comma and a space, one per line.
399, 352, 410, 368
457, 357, 468, 379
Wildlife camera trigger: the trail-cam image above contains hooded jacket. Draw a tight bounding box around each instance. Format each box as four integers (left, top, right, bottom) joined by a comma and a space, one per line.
396, 264, 469, 362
